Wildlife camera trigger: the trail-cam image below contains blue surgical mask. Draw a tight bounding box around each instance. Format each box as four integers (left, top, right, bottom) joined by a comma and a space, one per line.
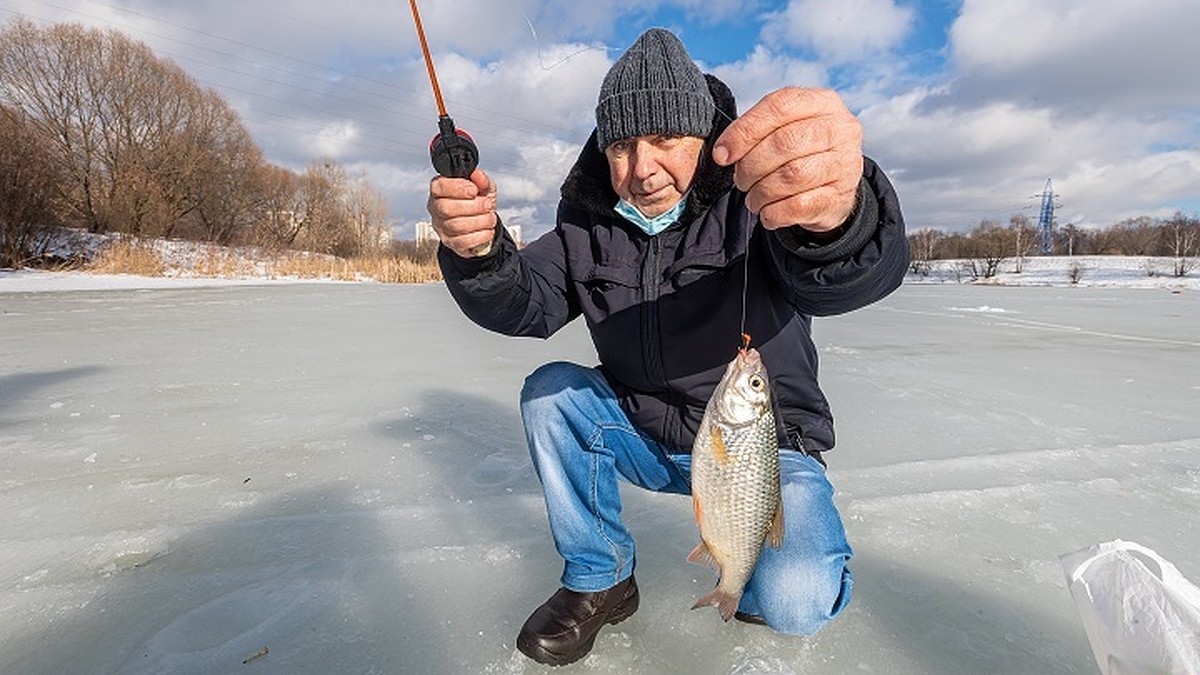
614, 196, 688, 236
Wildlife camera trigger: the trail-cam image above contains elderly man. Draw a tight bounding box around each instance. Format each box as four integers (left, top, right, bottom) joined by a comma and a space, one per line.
427, 28, 908, 666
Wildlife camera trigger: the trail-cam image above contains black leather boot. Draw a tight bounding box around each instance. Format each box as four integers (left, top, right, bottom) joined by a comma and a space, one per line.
516, 576, 639, 666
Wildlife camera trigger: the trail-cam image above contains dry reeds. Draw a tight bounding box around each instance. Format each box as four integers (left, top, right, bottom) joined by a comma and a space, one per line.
267, 254, 442, 283
80, 234, 443, 283
86, 237, 166, 276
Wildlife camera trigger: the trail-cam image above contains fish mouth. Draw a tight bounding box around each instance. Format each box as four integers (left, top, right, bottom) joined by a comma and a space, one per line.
737, 347, 761, 366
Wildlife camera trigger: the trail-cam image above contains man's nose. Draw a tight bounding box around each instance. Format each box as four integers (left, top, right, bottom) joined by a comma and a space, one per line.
631, 141, 662, 180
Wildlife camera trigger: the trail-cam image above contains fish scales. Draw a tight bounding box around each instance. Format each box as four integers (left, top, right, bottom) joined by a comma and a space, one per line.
688, 347, 783, 622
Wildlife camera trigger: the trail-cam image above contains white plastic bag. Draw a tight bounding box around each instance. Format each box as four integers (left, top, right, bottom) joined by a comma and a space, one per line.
1060, 539, 1200, 675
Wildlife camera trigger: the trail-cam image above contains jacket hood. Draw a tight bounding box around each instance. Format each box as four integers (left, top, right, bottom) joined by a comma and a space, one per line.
560, 73, 738, 226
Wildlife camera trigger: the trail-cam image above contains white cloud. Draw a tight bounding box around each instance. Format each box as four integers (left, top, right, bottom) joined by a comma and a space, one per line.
860, 90, 1200, 229
949, 0, 1200, 111
762, 0, 915, 64
311, 121, 359, 159
710, 46, 828, 113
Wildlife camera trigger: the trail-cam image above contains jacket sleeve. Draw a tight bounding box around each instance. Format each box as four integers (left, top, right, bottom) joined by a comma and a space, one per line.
437, 218, 578, 338
764, 156, 910, 316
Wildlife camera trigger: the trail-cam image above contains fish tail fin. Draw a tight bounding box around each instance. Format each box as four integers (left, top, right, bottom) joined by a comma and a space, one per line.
691, 587, 742, 622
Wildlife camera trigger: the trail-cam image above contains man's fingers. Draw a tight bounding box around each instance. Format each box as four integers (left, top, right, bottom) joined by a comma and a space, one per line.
730, 117, 841, 192
713, 87, 843, 166
434, 210, 497, 258
431, 192, 496, 222
425, 168, 498, 258
442, 216, 496, 243
469, 167, 495, 197
757, 183, 857, 232
430, 175, 480, 200
742, 150, 862, 215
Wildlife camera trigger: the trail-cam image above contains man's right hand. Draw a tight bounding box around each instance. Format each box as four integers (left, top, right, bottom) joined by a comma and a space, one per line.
427, 168, 499, 258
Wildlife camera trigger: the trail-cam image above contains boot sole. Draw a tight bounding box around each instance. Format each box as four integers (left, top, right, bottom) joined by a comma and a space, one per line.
516, 589, 639, 667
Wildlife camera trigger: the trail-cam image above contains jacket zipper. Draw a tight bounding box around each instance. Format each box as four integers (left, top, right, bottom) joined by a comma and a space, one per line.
641, 236, 665, 386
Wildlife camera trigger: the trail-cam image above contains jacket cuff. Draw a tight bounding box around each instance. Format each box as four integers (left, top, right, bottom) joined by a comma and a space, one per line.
770, 177, 879, 263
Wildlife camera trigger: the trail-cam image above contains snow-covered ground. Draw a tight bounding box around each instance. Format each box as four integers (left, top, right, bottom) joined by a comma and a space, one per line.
1, 267, 1198, 674
908, 255, 1200, 290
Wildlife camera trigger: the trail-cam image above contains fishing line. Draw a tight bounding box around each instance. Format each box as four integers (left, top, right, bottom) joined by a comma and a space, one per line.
519, 9, 614, 72
739, 219, 753, 349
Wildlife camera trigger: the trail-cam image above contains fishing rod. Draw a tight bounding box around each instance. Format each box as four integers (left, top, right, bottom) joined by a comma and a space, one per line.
407, 0, 479, 179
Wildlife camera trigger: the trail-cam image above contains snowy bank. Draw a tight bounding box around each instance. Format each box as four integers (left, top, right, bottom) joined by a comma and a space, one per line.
907, 255, 1200, 290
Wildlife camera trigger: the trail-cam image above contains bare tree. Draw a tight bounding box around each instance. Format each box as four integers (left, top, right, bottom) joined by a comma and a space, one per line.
1163, 212, 1199, 277
967, 220, 1007, 278
0, 19, 110, 231
907, 227, 943, 276
0, 105, 64, 266
250, 164, 304, 250
292, 160, 345, 254
1009, 214, 1038, 272
186, 94, 268, 244
2, 18, 406, 261
1107, 217, 1160, 256
0, 19, 267, 240
341, 175, 391, 257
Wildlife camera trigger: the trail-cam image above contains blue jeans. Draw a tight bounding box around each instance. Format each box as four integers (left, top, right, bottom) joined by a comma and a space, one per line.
519, 361, 853, 636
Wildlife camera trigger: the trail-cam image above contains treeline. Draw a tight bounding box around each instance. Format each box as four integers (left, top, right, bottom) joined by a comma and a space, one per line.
908, 213, 1200, 278
0, 18, 395, 268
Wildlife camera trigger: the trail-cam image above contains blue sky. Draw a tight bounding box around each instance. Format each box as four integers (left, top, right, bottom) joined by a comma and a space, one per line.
4, 0, 1199, 239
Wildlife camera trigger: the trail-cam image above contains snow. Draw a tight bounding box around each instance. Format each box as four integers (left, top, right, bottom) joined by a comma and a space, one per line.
910, 255, 1200, 290
1, 264, 1199, 674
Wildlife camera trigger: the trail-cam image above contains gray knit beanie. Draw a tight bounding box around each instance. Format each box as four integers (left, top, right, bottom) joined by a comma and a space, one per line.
595, 28, 714, 151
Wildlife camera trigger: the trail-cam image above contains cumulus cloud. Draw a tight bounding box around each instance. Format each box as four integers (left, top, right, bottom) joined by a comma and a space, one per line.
709, 45, 828, 112
948, 0, 1200, 112
861, 90, 1200, 229
761, 0, 915, 64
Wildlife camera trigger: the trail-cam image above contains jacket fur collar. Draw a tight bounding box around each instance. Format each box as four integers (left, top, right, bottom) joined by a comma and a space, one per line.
559, 74, 738, 226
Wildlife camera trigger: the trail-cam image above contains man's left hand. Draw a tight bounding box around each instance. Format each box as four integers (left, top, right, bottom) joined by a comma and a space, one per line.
712, 87, 863, 233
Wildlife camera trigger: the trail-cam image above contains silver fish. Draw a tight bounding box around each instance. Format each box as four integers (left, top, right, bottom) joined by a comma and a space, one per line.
688, 346, 783, 621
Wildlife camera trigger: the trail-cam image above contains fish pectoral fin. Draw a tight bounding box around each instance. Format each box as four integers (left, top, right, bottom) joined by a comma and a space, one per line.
767, 496, 784, 549
710, 426, 730, 465
687, 541, 719, 571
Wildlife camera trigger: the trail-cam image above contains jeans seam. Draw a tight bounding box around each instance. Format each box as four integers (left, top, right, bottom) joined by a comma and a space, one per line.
587, 425, 625, 586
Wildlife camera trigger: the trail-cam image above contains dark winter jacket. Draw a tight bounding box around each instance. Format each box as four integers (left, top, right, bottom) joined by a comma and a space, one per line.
439, 74, 909, 456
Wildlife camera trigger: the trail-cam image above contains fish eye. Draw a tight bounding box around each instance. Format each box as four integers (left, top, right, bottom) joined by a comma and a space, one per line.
749, 375, 764, 390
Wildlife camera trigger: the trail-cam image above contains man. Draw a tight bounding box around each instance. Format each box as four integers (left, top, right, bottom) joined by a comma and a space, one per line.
427, 28, 908, 666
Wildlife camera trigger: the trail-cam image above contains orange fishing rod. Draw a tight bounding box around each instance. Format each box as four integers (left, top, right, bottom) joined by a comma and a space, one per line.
407, 0, 478, 178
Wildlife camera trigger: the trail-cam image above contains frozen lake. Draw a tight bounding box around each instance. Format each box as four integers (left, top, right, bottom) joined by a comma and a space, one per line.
1, 281, 1197, 674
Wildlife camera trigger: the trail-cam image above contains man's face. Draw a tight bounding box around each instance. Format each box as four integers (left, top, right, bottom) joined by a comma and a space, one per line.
604, 134, 706, 218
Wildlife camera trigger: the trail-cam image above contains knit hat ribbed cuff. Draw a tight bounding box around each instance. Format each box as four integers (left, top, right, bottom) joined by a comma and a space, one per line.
595, 87, 713, 151
594, 28, 714, 151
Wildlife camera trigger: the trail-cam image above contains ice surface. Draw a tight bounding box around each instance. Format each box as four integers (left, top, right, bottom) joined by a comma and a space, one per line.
1, 277, 1198, 674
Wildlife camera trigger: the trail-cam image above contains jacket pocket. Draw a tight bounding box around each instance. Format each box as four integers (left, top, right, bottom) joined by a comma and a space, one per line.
666, 248, 739, 290
577, 262, 641, 316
